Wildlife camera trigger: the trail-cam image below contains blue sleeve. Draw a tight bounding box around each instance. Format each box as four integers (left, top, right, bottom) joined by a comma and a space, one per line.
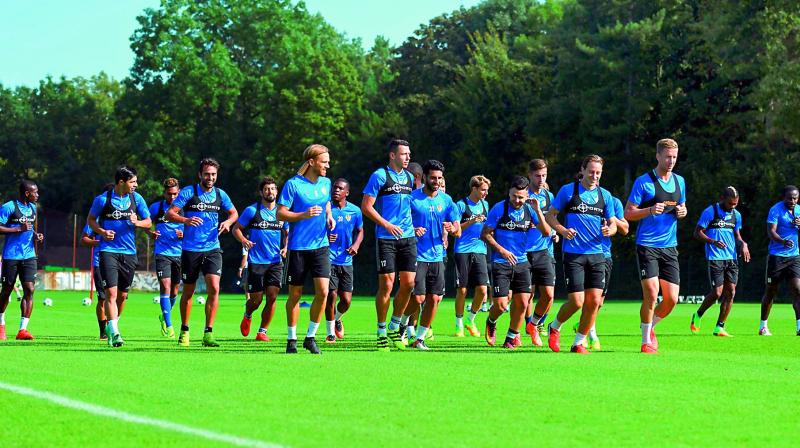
679, 176, 687, 203
362, 170, 385, 197
456, 200, 466, 217
529, 204, 540, 225
220, 190, 235, 211
0, 203, 12, 224
552, 185, 569, 212
148, 202, 159, 218
355, 209, 363, 229
602, 191, 614, 219
82, 223, 92, 236
278, 179, 295, 209
697, 207, 713, 228
447, 198, 460, 221
486, 204, 501, 229
135, 193, 150, 218
628, 177, 646, 206
89, 195, 105, 217
237, 206, 255, 227
614, 198, 625, 220
767, 206, 778, 225
172, 187, 192, 210
735, 210, 742, 231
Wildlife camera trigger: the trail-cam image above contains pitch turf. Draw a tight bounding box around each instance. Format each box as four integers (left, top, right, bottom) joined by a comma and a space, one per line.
0, 291, 798, 447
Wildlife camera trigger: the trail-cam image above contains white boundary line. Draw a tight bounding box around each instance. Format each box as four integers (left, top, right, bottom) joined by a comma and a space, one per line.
0, 381, 284, 448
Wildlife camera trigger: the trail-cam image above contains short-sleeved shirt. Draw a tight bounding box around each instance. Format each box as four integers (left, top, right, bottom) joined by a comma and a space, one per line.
362, 166, 415, 240
628, 171, 686, 248
82, 224, 100, 267
410, 189, 459, 263
552, 183, 614, 255
278, 175, 331, 251
767, 201, 800, 257
486, 201, 539, 265
454, 197, 490, 255
149, 200, 183, 257
89, 190, 150, 255
237, 202, 286, 265
172, 185, 235, 252
697, 203, 741, 261
329, 201, 363, 266
602, 197, 625, 258
0, 200, 37, 260
526, 188, 555, 254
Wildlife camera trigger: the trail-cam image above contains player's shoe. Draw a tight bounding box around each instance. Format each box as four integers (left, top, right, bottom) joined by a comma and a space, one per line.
530, 327, 543, 346
159, 314, 169, 337
548, 325, 561, 353
325, 335, 336, 344
690, 312, 701, 334
640, 343, 658, 354
759, 327, 772, 336
425, 328, 435, 340
0, 324, 6, 340
105, 324, 113, 347
387, 329, 405, 350
464, 318, 480, 337
713, 326, 732, 337
303, 337, 321, 354
650, 328, 659, 349
570, 344, 589, 354
335, 320, 344, 339
502, 337, 516, 349
525, 321, 539, 345
15, 329, 34, 340
412, 339, 430, 351
202, 332, 219, 347
538, 324, 547, 336
178, 331, 190, 347
240, 316, 252, 337
513, 334, 521, 347
588, 336, 602, 351
376, 335, 390, 352
485, 320, 497, 346
454, 323, 465, 337
286, 339, 298, 353
110, 333, 124, 348
255, 332, 270, 342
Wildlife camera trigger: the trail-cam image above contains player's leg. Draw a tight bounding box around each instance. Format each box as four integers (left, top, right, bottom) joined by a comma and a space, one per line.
503, 291, 531, 349
388, 238, 416, 348
790, 277, 800, 336
334, 265, 353, 340
17, 277, 35, 340
714, 278, 735, 336
156, 255, 173, 337
414, 262, 445, 349
258, 285, 279, 340
485, 264, 510, 346
453, 254, 468, 336
199, 250, 223, 347
241, 264, 265, 337
325, 266, 340, 342
302, 248, 330, 354
178, 250, 201, 346
0, 261, 15, 340
92, 267, 107, 339
375, 239, 397, 350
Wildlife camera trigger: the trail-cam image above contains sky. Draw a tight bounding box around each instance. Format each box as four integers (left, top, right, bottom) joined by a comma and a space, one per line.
0, 0, 481, 88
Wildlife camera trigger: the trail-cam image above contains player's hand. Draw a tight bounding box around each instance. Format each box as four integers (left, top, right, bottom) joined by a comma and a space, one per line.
346, 245, 360, 256
280, 248, 287, 258
500, 249, 517, 265
793, 217, 800, 227
175, 229, 183, 239
329, 233, 338, 243
237, 268, 244, 279
149, 230, 161, 239
551, 232, 560, 243
443, 238, 449, 250
650, 203, 666, 215
218, 221, 232, 235
713, 240, 727, 249
528, 197, 540, 210
327, 215, 336, 231
305, 205, 322, 219
741, 242, 751, 263
35, 232, 44, 242
601, 221, 612, 237
186, 216, 203, 227
415, 227, 426, 237
100, 229, 115, 241
560, 227, 578, 240
129, 214, 139, 226
242, 239, 255, 250
443, 222, 454, 234
783, 238, 794, 248
475, 214, 486, 223
19, 222, 31, 232
385, 222, 404, 238
675, 204, 688, 218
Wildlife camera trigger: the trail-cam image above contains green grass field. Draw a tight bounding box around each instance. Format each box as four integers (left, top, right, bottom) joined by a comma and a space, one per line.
0, 291, 798, 447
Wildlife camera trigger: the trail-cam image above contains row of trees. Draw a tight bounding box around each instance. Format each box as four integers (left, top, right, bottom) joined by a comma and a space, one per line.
1, 0, 799, 296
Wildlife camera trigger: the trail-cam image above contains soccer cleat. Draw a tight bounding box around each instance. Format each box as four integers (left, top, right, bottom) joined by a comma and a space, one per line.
15, 329, 34, 340
650, 328, 659, 349
387, 329, 405, 350
255, 332, 270, 342
111, 333, 124, 348
166, 326, 175, 339
588, 336, 602, 351
426, 328, 435, 340
178, 330, 190, 347
690, 312, 701, 334
485, 321, 497, 346
240, 316, 252, 337
513, 334, 521, 347
570, 344, 589, 354
525, 321, 537, 344
412, 339, 430, 351
713, 326, 732, 337
99, 332, 108, 341
335, 319, 344, 339
0, 324, 6, 340
286, 339, 298, 353
454, 323, 465, 337
502, 337, 516, 349
641, 343, 658, 354
530, 327, 543, 347
759, 327, 772, 336
464, 318, 480, 337
202, 332, 219, 347
303, 337, 321, 354
105, 324, 114, 347
376, 335, 390, 352
548, 325, 561, 353
325, 335, 336, 344
538, 324, 547, 336
159, 314, 169, 337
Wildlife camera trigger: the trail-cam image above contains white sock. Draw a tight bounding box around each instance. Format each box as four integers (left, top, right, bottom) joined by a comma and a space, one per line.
573, 332, 586, 347
334, 310, 343, 321
550, 317, 562, 331
326, 320, 335, 336
400, 314, 410, 326
258, 327, 267, 334
406, 325, 416, 338
456, 316, 463, 328
653, 315, 663, 327
589, 326, 598, 340
468, 311, 477, 322
19, 317, 29, 331
0, 312, 5, 325
306, 321, 319, 338
641, 322, 652, 345
109, 319, 119, 334
416, 326, 428, 341
506, 330, 517, 340
288, 326, 297, 340
760, 320, 768, 330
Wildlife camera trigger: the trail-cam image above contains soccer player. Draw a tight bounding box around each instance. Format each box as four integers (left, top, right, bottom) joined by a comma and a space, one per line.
402, 161, 461, 350
88, 167, 151, 347
81, 223, 107, 339
325, 178, 363, 343
166, 158, 238, 348
453, 175, 491, 338
362, 139, 417, 351
545, 155, 617, 354
759, 185, 800, 336
625, 138, 688, 354
524, 159, 557, 346
0, 180, 44, 341
278, 144, 335, 354
482, 176, 550, 349
690, 186, 750, 336
234, 176, 288, 343
149, 178, 184, 339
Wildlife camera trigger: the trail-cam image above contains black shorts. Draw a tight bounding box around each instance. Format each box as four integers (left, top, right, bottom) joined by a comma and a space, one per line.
155, 255, 182, 284
247, 262, 283, 292
766, 255, 800, 285
636, 245, 680, 285
563, 252, 607, 293
1, 258, 37, 286
527, 249, 556, 287
99, 252, 138, 291
376, 237, 417, 274
286, 247, 331, 286
602, 257, 613, 297
330, 264, 354, 293
491, 262, 532, 298
92, 267, 106, 301
453, 253, 490, 289
708, 259, 738, 288
181, 249, 223, 284
414, 261, 445, 296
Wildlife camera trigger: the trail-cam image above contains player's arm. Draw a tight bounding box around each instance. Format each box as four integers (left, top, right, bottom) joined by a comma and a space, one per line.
767, 223, 792, 247
735, 229, 751, 262
80, 232, 99, 248
624, 201, 665, 222
693, 226, 718, 245
481, 225, 516, 265
87, 214, 114, 241
277, 204, 320, 222
280, 227, 288, 258
602, 218, 617, 237
232, 223, 254, 249
545, 207, 576, 240
0, 223, 28, 234
444, 220, 462, 238
360, 195, 402, 238
325, 201, 336, 230
166, 205, 202, 227
529, 200, 551, 236
217, 206, 238, 235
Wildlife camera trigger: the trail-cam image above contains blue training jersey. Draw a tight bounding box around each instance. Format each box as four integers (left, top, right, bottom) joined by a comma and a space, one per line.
552, 182, 614, 255
526, 188, 554, 254
454, 197, 489, 255
602, 197, 625, 258
628, 171, 686, 248
172, 184, 235, 252
486, 200, 539, 265
278, 175, 331, 251
329, 201, 363, 266
89, 190, 150, 255
410, 188, 459, 263
237, 202, 286, 265
149, 200, 183, 257
362, 166, 415, 240
767, 201, 800, 257
697, 203, 741, 261
82, 224, 100, 267
0, 200, 37, 260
